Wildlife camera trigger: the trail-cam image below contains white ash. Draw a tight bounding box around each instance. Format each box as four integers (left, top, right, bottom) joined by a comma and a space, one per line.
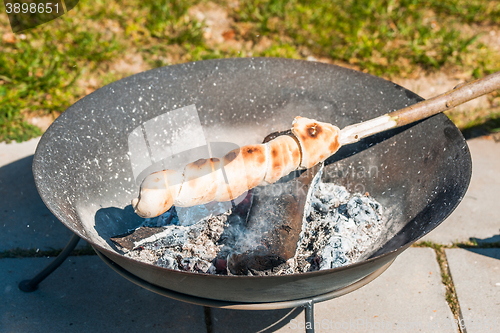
120, 183, 384, 275
293, 183, 384, 272
122, 203, 231, 274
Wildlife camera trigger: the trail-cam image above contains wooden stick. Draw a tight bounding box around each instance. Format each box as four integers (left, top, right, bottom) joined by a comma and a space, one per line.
134, 71, 500, 218
339, 71, 500, 146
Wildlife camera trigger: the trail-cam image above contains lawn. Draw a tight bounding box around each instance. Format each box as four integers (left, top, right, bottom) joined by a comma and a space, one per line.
1, 0, 500, 142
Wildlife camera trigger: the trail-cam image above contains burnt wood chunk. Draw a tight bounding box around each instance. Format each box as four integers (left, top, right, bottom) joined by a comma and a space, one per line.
228, 164, 323, 275
111, 191, 254, 252
110, 227, 164, 250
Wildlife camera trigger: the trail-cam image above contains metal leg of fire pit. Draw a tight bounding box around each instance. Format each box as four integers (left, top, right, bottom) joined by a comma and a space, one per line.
18, 234, 80, 292
304, 301, 315, 333
95, 249, 394, 333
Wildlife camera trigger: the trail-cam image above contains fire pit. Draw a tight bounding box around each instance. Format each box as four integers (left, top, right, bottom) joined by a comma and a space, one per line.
27, 58, 470, 319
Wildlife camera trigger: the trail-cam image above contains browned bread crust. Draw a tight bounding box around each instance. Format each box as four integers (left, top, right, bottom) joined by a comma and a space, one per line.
291, 116, 340, 169
133, 117, 341, 218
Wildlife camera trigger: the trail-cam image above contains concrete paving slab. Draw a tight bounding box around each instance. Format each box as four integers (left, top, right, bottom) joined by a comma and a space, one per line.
0, 138, 88, 251
446, 248, 500, 333
211, 248, 457, 333
0, 137, 40, 166
423, 138, 500, 245
0, 256, 207, 333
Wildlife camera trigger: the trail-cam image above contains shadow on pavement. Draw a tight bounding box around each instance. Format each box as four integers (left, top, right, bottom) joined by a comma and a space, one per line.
460, 115, 500, 140
0, 155, 80, 251
471, 234, 500, 244
210, 307, 304, 333
461, 247, 500, 261
462, 235, 500, 260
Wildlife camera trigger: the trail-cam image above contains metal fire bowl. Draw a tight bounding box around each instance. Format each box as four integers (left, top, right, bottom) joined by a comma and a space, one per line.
33, 58, 471, 303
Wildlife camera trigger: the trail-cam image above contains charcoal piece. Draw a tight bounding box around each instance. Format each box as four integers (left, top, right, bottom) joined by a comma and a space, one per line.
187, 222, 205, 240
346, 195, 382, 226
180, 257, 214, 274
111, 226, 187, 250
110, 227, 166, 250
143, 227, 187, 250
214, 258, 228, 274
296, 256, 311, 273
157, 256, 178, 270
228, 164, 323, 275
320, 250, 349, 270
320, 237, 352, 269
249, 261, 291, 276
228, 248, 285, 275
315, 183, 350, 208
157, 249, 179, 270
231, 190, 254, 220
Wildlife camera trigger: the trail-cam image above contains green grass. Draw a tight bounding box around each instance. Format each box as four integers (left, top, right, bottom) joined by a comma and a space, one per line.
230, 0, 500, 76
0, 0, 216, 142
445, 89, 500, 137
428, 0, 500, 25
1, 0, 500, 142
0, 9, 123, 142
414, 240, 500, 249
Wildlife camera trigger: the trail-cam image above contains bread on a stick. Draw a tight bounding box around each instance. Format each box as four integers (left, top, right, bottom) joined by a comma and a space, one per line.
132, 170, 182, 218
214, 148, 249, 202
291, 116, 340, 169
132, 116, 341, 218
264, 135, 301, 183
174, 157, 220, 207
239, 144, 268, 189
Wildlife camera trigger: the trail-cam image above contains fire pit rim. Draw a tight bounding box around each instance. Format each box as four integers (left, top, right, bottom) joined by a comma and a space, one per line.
31, 57, 472, 302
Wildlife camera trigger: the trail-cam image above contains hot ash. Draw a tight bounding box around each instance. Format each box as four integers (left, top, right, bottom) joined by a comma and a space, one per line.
113, 204, 234, 274
112, 180, 384, 276
295, 184, 383, 272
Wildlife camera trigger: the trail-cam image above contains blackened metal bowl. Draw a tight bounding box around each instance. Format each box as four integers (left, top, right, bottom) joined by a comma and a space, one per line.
33, 58, 471, 302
